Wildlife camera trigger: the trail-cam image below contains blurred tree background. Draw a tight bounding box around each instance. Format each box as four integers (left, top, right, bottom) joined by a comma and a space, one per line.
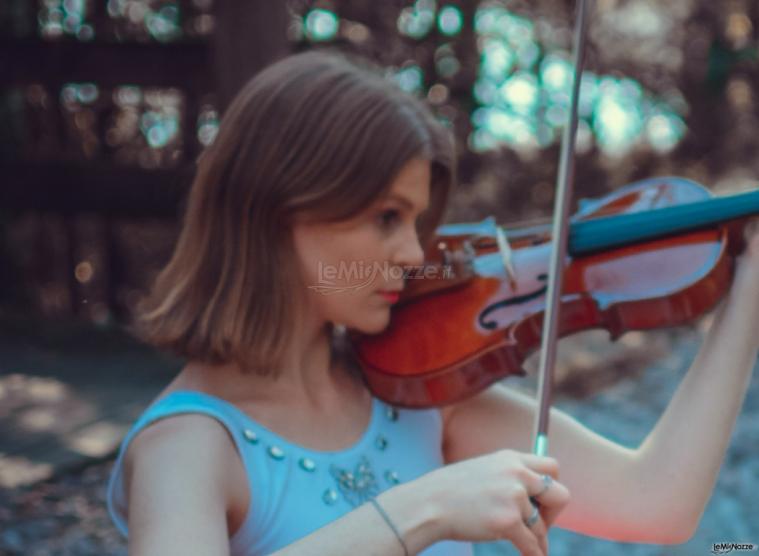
2, 3, 759, 554
1, 0, 758, 327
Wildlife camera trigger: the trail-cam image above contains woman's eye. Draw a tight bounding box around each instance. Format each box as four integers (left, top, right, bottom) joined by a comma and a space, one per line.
377, 209, 401, 230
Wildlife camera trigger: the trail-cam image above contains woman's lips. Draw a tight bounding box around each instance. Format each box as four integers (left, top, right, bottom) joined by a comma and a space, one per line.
377, 291, 401, 303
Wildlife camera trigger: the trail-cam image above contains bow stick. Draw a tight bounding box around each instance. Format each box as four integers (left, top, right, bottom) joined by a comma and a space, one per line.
531, 0, 592, 457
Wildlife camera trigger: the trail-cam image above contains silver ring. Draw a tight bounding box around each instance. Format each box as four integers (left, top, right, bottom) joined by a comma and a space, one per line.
535, 474, 553, 498
524, 504, 540, 528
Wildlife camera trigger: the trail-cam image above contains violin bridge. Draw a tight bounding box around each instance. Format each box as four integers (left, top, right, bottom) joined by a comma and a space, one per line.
495, 225, 518, 289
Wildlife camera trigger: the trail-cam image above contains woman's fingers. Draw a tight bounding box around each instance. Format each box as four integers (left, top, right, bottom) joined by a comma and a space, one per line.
526, 470, 570, 505
518, 491, 547, 534
517, 495, 548, 556
517, 453, 560, 479
525, 472, 554, 500
538, 494, 568, 530
520, 467, 571, 529
430, 449, 569, 549
504, 518, 546, 556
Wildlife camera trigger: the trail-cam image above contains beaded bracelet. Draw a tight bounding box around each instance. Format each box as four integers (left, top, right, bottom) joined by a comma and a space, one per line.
369, 497, 410, 556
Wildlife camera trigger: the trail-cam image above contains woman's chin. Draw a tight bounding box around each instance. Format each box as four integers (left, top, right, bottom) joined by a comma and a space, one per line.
350, 312, 391, 335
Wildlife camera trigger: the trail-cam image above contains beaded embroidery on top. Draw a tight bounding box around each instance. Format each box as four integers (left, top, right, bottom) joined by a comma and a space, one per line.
328, 455, 379, 507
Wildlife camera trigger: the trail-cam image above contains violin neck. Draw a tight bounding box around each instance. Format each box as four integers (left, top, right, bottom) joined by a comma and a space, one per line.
569, 189, 759, 256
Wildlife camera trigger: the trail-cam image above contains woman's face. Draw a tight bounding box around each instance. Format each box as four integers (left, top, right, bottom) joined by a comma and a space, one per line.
293, 157, 431, 334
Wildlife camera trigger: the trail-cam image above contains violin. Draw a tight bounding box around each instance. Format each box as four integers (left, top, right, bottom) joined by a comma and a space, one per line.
352, 177, 759, 408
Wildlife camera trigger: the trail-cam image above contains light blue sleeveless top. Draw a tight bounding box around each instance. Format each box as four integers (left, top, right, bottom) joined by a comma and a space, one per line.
106, 390, 473, 555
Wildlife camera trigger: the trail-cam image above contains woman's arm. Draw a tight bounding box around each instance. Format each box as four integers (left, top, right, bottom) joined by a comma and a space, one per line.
270, 480, 442, 556
634, 248, 759, 533
274, 450, 568, 556
441, 233, 759, 544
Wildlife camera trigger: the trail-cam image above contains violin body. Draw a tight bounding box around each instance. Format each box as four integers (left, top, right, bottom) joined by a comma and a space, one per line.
353, 177, 753, 408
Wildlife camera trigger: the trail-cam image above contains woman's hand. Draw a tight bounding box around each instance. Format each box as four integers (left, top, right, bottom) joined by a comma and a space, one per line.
415, 449, 570, 556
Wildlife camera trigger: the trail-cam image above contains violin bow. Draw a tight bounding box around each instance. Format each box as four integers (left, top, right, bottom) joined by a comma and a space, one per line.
531, 0, 591, 457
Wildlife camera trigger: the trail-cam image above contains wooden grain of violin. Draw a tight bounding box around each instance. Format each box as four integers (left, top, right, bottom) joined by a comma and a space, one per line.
351, 177, 759, 408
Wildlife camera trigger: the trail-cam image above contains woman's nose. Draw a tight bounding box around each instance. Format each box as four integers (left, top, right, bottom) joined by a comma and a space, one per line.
392, 226, 425, 268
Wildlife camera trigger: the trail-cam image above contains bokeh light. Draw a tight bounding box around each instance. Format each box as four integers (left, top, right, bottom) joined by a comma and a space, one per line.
393, 65, 425, 94
39, 0, 93, 40
196, 104, 219, 146
107, 85, 183, 167
398, 0, 436, 39
304, 8, 339, 42
470, 4, 687, 156
437, 5, 463, 37
435, 43, 461, 78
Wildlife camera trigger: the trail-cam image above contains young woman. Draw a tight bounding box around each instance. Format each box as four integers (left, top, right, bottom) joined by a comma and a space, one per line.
106, 50, 759, 556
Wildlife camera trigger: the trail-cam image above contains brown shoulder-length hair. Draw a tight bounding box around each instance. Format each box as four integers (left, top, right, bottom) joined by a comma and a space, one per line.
132, 49, 456, 375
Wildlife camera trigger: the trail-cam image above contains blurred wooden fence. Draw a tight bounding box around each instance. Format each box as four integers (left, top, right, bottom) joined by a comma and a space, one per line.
0, 0, 288, 319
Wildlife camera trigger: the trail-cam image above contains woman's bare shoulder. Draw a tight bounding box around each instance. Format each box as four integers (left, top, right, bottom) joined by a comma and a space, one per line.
124, 413, 249, 535
123, 413, 244, 553
124, 411, 241, 500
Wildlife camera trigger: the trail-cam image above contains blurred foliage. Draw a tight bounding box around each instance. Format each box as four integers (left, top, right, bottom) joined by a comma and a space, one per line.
283, 0, 759, 223
2, 0, 759, 322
